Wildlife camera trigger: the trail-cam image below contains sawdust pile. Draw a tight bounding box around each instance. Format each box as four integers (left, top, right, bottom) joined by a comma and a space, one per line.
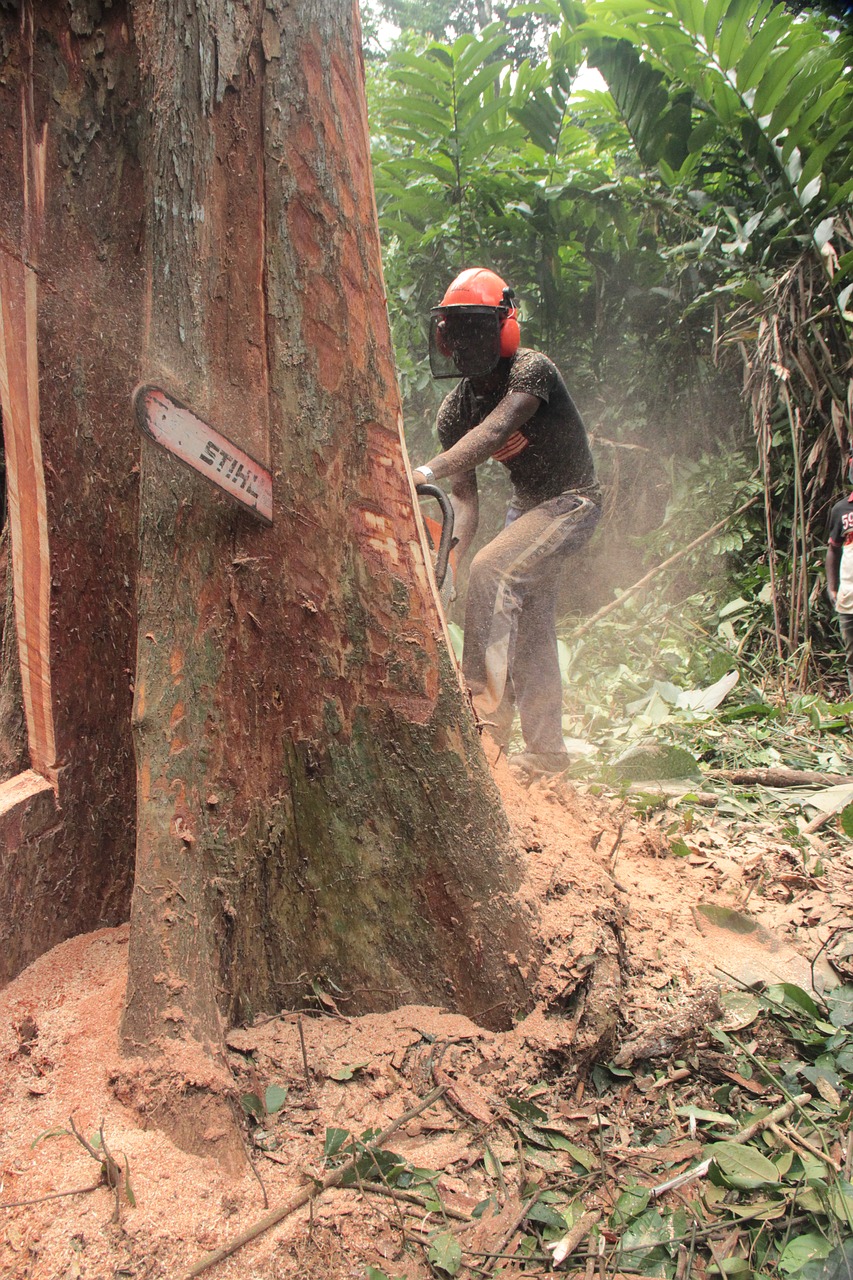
0, 762, 841, 1280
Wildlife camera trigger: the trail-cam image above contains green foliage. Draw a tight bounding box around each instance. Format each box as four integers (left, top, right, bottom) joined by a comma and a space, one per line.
427, 1230, 462, 1275
322, 995, 853, 1278
580, 0, 853, 264
587, 39, 694, 170
369, 0, 853, 694
240, 1082, 289, 1123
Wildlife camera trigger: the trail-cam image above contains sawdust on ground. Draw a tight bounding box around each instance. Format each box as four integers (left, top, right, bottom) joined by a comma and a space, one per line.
1, 759, 849, 1280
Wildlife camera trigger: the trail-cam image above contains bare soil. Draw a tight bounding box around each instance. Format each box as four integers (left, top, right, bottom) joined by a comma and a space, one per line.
1, 759, 850, 1280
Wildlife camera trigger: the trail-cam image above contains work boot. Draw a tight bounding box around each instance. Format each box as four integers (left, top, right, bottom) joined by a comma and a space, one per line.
508, 751, 571, 780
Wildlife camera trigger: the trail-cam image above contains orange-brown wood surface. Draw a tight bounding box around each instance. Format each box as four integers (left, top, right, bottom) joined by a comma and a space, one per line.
0, 4, 142, 982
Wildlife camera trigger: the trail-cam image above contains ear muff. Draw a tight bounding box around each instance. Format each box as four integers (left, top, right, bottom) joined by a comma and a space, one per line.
499, 315, 520, 358
435, 318, 452, 357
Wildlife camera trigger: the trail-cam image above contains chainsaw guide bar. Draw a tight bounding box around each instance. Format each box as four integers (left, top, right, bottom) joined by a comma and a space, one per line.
133, 384, 273, 526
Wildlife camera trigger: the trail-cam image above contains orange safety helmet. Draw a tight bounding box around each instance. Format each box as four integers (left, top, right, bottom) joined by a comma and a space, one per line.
430, 268, 520, 377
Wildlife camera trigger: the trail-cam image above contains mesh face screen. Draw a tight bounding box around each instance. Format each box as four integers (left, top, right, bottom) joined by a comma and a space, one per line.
429, 308, 501, 378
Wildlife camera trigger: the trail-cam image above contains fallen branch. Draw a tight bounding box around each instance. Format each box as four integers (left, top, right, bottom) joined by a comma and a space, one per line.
650, 1093, 810, 1199
769, 1123, 842, 1173
477, 1190, 543, 1277
0, 1181, 102, 1210
802, 798, 852, 835
184, 1084, 447, 1279
358, 1179, 471, 1222
2, 1117, 129, 1220
571, 496, 760, 640
545, 1209, 602, 1267
707, 767, 853, 788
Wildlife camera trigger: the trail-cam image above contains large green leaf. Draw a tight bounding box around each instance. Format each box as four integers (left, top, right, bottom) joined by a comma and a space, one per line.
457, 60, 506, 109
702, 0, 729, 55
779, 79, 849, 164
707, 1141, 782, 1189
589, 38, 694, 170
768, 56, 845, 142
798, 120, 853, 196
455, 23, 509, 81
752, 36, 824, 119
735, 4, 794, 92
717, 0, 755, 72
427, 1231, 462, 1276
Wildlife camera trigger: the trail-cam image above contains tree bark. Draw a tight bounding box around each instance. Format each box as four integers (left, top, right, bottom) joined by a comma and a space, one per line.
0, 0, 142, 982
117, 0, 537, 1158
0, 1, 537, 1161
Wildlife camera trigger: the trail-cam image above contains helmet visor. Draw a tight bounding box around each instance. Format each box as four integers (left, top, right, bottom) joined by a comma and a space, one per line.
429, 307, 501, 378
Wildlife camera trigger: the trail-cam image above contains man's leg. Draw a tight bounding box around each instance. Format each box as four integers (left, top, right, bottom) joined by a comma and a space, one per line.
839, 613, 853, 694
462, 492, 598, 749
512, 578, 564, 754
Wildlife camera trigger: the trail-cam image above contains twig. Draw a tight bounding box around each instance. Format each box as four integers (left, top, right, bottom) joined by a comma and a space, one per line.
571, 496, 761, 640
802, 803, 848, 835
650, 1094, 810, 1198
593, 1109, 610, 1199
546, 1209, 601, 1266
585, 1231, 596, 1280
297, 1015, 311, 1084
484, 1139, 508, 1204
681, 1213, 696, 1274
184, 1085, 448, 1279
515, 1130, 527, 1188
707, 767, 853, 788
358, 1180, 471, 1222
730, 1036, 805, 1108
97, 1124, 122, 1224
2, 1117, 128, 1214
359, 1139, 408, 1243
477, 1190, 543, 1277
771, 1122, 842, 1173
238, 1118, 269, 1209
608, 822, 625, 874
647, 1067, 690, 1093
0, 1182, 102, 1209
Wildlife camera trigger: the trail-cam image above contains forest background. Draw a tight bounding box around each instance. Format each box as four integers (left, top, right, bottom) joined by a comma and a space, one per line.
359, 0, 853, 770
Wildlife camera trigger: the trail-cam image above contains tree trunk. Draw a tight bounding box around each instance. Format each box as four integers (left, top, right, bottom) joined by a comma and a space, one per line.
0, 0, 537, 1163
118, 0, 537, 1158
0, 1, 142, 982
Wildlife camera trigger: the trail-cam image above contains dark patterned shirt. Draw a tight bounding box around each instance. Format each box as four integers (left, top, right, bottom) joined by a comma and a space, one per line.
436, 349, 600, 512
828, 492, 853, 614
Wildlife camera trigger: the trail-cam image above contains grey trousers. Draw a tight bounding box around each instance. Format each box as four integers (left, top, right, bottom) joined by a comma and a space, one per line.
462, 490, 601, 754
839, 613, 853, 693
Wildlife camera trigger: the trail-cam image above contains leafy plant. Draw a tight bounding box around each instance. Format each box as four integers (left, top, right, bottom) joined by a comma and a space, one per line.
240, 1082, 289, 1122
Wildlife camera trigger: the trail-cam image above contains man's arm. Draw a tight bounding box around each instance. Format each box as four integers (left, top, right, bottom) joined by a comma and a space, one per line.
420, 391, 540, 482
449, 469, 479, 568
827, 541, 841, 606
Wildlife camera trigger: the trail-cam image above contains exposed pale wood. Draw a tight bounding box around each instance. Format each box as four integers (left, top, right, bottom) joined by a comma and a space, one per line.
0, 251, 55, 784
0, 768, 53, 818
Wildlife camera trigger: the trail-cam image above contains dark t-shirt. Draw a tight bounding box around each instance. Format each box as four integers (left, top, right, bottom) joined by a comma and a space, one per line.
436, 348, 599, 512
828, 492, 853, 615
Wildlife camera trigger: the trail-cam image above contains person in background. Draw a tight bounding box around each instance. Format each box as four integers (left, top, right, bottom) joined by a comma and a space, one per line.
413, 267, 601, 777
826, 441, 853, 696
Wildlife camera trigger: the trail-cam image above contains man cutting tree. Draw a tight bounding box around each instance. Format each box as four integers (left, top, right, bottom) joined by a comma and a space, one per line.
413, 268, 602, 777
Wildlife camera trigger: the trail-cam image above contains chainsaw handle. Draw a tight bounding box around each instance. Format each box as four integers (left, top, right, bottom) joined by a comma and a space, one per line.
416, 483, 455, 591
